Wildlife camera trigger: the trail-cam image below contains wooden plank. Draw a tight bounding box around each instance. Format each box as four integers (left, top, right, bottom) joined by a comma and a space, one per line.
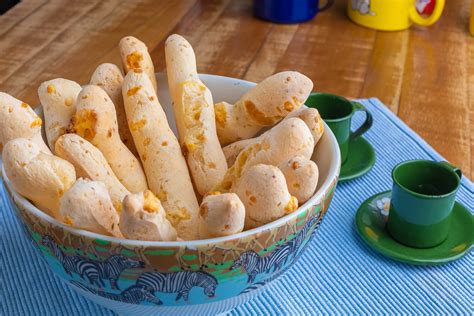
0, 0, 100, 85
243, 24, 299, 83
398, 0, 471, 178
190, 0, 273, 79
274, 0, 376, 99
0, 0, 48, 36
43, 0, 195, 81
0, 0, 470, 178
359, 31, 409, 113
0, 0, 119, 104
467, 33, 474, 179
0, 0, 196, 105
151, 0, 232, 72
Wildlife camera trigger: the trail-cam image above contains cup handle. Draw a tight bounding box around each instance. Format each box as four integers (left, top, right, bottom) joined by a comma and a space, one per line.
350, 102, 373, 141
409, 0, 445, 27
438, 161, 463, 179
318, 0, 334, 12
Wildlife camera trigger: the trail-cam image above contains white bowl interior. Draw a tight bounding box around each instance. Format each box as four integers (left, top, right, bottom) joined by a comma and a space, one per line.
1, 73, 341, 247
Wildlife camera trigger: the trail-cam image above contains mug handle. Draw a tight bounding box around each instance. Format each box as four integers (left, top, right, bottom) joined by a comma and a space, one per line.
438, 161, 463, 179
318, 0, 334, 12
409, 0, 445, 26
350, 102, 373, 141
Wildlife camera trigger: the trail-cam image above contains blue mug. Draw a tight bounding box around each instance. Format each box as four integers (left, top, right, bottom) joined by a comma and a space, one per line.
253, 0, 334, 24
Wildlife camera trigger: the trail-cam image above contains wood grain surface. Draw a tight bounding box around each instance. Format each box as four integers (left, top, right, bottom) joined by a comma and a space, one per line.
0, 0, 472, 178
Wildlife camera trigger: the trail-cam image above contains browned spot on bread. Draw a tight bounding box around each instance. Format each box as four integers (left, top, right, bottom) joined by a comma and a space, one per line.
127, 51, 143, 70
161, 141, 168, 147
284, 101, 294, 112
214, 102, 227, 127
64, 98, 74, 107
21, 102, 28, 108
64, 216, 74, 226
196, 132, 205, 142
157, 190, 168, 203
208, 162, 216, 169
284, 196, 298, 214
166, 208, 191, 226
292, 161, 301, 170
143, 190, 160, 213
129, 118, 147, 131
224, 224, 230, 230
30, 117, 42, 128
143, 138, 151, 146
127, 86, 142, 96
148, 96, 155, 101
244, 100, 279, 125
73, 110, 97, 140
114, 202, 123, 214
47, 85, 56, 94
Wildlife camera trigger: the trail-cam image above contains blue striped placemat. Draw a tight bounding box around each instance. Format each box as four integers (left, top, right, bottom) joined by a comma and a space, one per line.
1, 98, 472, 315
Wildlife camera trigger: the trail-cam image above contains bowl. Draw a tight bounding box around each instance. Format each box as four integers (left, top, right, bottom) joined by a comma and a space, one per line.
1, 74, 341, 315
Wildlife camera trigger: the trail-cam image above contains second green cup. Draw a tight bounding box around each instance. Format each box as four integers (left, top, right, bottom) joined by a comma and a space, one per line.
388, 160, 462, 248
306, 93, 373, 164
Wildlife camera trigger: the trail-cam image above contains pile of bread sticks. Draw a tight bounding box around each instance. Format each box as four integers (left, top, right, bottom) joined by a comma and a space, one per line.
0, 34, 324, 241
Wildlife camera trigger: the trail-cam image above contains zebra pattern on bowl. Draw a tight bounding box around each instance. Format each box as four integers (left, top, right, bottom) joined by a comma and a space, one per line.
4, 174, 336, 307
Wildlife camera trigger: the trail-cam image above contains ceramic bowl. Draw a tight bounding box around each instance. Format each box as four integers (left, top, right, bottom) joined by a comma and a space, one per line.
1, 74, 341, 315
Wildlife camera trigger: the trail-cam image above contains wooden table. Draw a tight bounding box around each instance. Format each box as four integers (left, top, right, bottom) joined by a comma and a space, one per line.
0, 0, 472, 178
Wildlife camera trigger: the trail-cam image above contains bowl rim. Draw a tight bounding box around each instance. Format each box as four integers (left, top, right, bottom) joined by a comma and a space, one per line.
1, 74, 341, 247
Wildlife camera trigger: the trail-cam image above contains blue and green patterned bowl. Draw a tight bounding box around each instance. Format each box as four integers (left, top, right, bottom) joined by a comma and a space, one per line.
1, 74, 341, 315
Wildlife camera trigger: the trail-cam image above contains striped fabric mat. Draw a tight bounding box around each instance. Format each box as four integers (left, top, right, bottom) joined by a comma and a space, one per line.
1, 98, 472, 315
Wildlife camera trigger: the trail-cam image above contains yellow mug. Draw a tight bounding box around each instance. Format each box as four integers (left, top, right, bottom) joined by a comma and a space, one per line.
347, 0, 445, 31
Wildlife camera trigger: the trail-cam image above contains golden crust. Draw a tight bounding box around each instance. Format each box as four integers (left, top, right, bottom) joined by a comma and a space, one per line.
60, 178, 123, 238
234, 164, 297, 230
119, 36, 157, 92
122, 70, 200, 240
38, 78, 81, 153
0, 92, 51, 153
198, 193, 245, 238
72, 85, 148, 193
120, 190, 178, 241
279, 156, 319, 204
215, 71, 313, 145
90, 63, 138, 156
54, 133, 130, 211
165, 34, 228, 196
3, 138, 76, 218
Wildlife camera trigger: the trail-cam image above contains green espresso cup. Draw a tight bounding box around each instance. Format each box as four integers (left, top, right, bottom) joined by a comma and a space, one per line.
388, 160, 462, 248
306, 93, 373, 164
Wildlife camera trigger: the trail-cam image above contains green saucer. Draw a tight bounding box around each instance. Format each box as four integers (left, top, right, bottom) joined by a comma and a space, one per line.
339, 137, 375, 182
356, 191, 473, 265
